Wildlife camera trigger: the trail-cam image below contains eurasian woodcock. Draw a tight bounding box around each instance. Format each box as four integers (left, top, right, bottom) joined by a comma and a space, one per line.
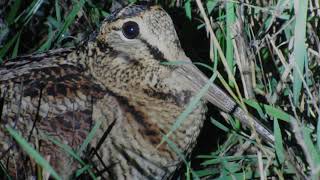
0, 2, 274, 179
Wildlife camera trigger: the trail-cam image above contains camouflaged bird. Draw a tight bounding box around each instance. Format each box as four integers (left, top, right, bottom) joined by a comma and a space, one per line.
0, 3, 274, 179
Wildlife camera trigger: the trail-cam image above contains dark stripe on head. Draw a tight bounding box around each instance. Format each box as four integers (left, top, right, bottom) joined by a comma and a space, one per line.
96, 40, 141, 65
104, 4, 151, 23
139, 38, 168, 62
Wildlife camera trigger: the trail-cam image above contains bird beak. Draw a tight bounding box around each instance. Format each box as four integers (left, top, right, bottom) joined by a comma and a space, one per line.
174, 55, 237, 113
174, 54, 274, 143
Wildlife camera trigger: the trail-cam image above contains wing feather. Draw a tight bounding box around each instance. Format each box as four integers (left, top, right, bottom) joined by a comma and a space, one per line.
0, 49, 113, 178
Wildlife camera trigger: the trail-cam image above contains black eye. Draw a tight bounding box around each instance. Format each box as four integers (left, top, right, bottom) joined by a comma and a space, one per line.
122, 21, 140, 39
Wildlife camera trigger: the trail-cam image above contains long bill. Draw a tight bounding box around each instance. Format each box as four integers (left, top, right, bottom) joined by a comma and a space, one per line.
175, 62, 275, 144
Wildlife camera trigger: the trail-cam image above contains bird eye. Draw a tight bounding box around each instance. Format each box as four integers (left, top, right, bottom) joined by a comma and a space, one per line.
122, 21, 140, 39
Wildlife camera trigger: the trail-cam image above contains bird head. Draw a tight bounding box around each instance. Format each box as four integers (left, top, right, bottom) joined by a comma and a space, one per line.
89, 3, 233, 113
91, 4, 202, 93
97, 4, 188, 66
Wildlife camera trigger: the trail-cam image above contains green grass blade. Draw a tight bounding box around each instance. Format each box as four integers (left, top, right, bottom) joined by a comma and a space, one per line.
41, 134, 97, 179
244, 100, 291, 122
5, 0, 22, 25
5, 126, 62, 180
303, 127, 320, 167
274, 118, 285, 163
21, 0, 45, 25
162, 134, 199, 180
206, 0, 218, 14
55, 0, 86, 43
201, 155, 257, 166
47, 16, 62, 29
210, 117, 229, 132
292, 0, 308, 105
0, 31, 21, 61
225, 0, 235, 86
317, 103, 320, 150
264, 104, 290, 122
55, 0, 61, 22
78, 120, 101, 155
37, 22, 55, 52
11, 32, 21, 58
185, 162, 191, 180
42, 134, 84, 164
244, 99, 267, 120
37, 24, 53, 52
75, 164, 94, 178
184, 0, 192, 20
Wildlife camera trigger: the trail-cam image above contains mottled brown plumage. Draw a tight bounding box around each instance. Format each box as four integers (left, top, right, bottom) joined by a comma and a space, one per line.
0, 3, 274, 179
